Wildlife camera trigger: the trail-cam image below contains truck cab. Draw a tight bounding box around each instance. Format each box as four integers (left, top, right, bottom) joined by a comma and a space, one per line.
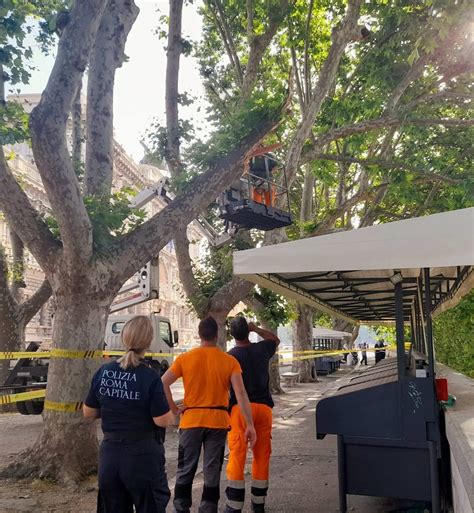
105, 313, 178, 374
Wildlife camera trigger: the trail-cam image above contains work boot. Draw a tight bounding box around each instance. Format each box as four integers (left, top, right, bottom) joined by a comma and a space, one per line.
223, 506, 241, 513
251, 504, 265, 513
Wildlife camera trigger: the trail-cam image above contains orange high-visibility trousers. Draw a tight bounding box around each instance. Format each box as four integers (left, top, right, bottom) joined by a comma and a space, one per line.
225, 403, 272, 512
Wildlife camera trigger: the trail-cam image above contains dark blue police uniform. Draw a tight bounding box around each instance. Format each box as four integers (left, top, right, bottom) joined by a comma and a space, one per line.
85, 360, 171, 513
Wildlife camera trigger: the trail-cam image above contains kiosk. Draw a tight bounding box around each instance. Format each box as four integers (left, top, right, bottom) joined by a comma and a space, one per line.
233, 208, 474, 513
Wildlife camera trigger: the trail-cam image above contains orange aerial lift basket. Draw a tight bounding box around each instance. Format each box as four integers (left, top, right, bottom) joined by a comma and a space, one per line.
218, 143, 293, 231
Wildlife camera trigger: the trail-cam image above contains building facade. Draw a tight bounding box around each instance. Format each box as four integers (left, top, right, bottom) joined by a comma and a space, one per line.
1, 94, 203, 347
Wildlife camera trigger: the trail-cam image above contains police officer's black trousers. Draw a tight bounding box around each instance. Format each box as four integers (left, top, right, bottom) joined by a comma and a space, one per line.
174, 427, 227, 513
97, 438, 170, 513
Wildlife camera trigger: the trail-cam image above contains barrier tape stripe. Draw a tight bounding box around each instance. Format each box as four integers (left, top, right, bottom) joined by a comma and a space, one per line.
0, 351, 51, 359
0, 350, 176, 360
44, 400, 83, 412
51, 349, 103, 359
0, 344, 407, 360
0, 389, 46, 405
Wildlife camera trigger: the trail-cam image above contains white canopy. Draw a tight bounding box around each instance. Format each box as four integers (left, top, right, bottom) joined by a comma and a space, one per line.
233, 208, 474, 323
313, 327, 352, 339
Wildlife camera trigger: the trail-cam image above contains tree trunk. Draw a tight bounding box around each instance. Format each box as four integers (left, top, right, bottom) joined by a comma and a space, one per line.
292, 303, 316, 382
259, 319, 283, 395
0, 310, 24, 385
3, 292, 112, 482
206, 310, 228, 351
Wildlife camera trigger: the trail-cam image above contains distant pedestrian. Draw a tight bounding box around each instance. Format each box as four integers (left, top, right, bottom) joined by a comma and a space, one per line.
375, 339, 386, 364
361, 343, 368, 365
83, 315, 174, 513
162, 317, 256, 513
225, 317, 280, 513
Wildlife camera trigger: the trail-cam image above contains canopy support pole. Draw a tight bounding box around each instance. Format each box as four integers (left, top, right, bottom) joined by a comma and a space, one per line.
423, 268, 436, 378
394, 280, 405, 379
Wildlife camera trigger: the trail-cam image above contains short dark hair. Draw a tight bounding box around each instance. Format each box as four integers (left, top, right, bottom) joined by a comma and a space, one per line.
230, 316, 249, 341
199, 316, 218, 341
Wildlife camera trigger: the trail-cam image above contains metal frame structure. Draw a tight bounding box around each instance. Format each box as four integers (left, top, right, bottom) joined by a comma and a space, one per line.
232, 209, 474, 513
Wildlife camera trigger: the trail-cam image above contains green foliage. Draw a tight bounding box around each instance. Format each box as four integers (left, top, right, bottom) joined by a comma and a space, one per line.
45, 188, 146, 251
0, 0, 66, 84
434, 290, 474, 378
187, 90, 284, 169
0, 100, 28, 144
248, 288, 295, 329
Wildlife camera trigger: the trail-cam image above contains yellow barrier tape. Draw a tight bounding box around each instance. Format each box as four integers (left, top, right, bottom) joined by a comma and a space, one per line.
278, 345, 397, 363
51, 349, 103, 359
0, 342, 409, 361
0, 351, 51, 360
0, 389, 46, 405
103, 351, 175, 358
0, 349, 176, 360
44, 400, 83, 413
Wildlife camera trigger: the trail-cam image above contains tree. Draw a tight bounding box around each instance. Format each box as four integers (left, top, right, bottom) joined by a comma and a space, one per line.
149, 0, 473, 384
281, 0, 473, 379
0, 230, 51, 384
150, 0, 291, 346
245, 288, 295, 393
0, 2, 62, 383
0, 0, 285, 481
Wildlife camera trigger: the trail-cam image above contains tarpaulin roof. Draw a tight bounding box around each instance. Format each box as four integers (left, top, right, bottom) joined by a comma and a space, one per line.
233, 208, 474, 324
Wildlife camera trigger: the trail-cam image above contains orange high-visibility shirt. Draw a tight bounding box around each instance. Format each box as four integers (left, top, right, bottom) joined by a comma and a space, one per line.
170, 347, 242, 429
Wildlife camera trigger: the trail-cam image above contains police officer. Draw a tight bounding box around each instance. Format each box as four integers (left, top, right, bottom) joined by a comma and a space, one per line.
83, 315, 175, 513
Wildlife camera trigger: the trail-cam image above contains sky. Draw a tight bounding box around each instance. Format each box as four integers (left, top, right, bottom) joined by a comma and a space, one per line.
13, 0, 206, 162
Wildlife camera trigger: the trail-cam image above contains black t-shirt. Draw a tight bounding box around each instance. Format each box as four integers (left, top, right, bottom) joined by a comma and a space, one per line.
228, 340, 277, 408
85, 360, 169, 435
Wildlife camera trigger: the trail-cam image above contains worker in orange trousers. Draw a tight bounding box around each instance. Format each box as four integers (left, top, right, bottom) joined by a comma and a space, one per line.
225, 317, 280, 513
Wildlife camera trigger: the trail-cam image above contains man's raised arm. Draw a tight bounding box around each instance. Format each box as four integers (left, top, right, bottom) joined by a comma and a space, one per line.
248, 322, 280, 346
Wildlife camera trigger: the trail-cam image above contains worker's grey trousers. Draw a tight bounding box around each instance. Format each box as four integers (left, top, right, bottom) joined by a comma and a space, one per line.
174, 427, 227, 513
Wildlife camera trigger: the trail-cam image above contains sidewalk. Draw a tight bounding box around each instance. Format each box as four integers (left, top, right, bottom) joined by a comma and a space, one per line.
184, 364, 413, 512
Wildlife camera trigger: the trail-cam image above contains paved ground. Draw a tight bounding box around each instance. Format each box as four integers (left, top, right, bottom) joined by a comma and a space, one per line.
187, 363, 420, 513
0, 358, 428, 512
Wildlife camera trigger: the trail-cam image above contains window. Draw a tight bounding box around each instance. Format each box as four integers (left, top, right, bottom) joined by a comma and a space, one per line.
159, 321, 173, 347
111, 322, 125, 334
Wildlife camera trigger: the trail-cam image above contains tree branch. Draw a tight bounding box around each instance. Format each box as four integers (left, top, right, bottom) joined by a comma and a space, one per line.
404, 91, 474, 111
302, 116, 474, 164
310, 153, 462, 185
309, 183, 388, 236
0, 242, 14, 309
112, 112, 284, 282
174, 229, 208, 318
384, 53, 431, 115
71, 81, 83, 177
0, 150, 61, 273
285, 0, 363, 187
303, 0, 315, 99
9, 230, 25, 302
18, 279, 52, 325
165, 0, 185, 177
211, 0, 243, 85
209, 276, 254, 315
240, 0, 289, 99
85, 0, 139, 196
28, 0, 108, 265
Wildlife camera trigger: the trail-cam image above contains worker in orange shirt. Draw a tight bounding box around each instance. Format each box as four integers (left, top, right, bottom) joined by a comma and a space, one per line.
225, 317, 280, 513
162, 317, 256, 513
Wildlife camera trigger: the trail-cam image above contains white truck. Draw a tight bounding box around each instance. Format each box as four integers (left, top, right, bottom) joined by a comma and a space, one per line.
105, 312, 178, 374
